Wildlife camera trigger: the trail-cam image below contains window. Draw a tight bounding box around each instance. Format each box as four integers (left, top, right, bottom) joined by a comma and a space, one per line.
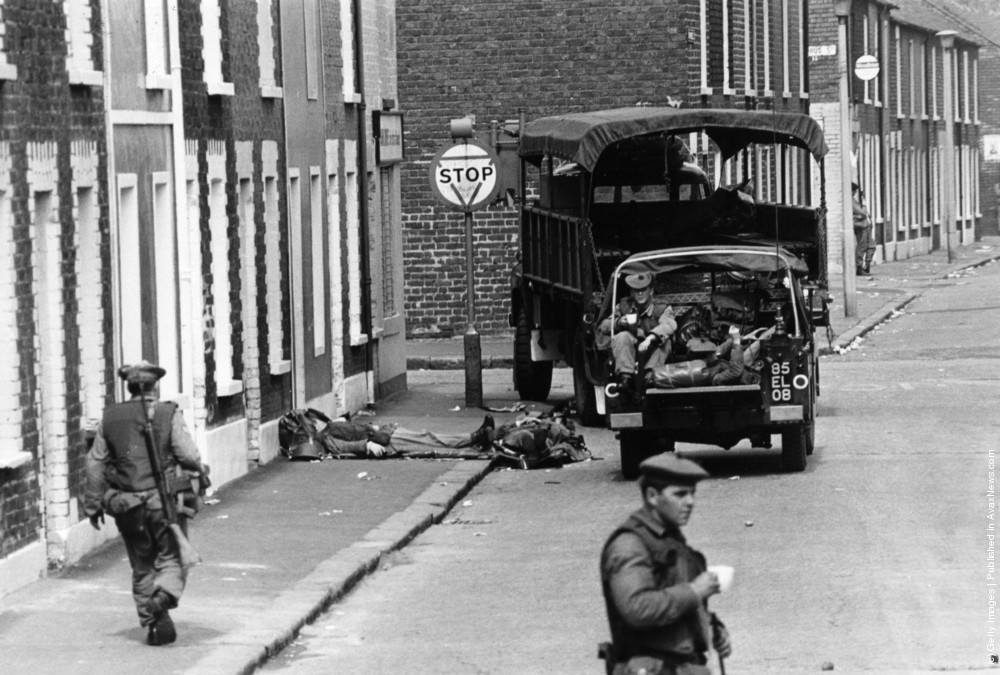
962, 50, 970, 122
908, 40, 915, 117
201, 0, 233, 96
699, 0, 710, 94
895, 27, 902, 118
257, 0, 282, 97
973, 56, 979, 124
931, 44, 938, 119
65, 0, 101, 85
0, 0, 16, 80
209, 171, 240, 395
723, 0, 733, 94
143, 0, 171, 89
0, 162, 24, 467
920, 42, 927, 118
261, 142, 287, 374
344, 141, 364, 344
862, 15, 871, 103
762, 0, 771, 95
117, 174, 143, 366
781, 0, 790, 96
152, 172, 180, 398
340, 0, 360, 102
304, 0, 320, 100
310, 167, 325, 355
744, 0, 755, 95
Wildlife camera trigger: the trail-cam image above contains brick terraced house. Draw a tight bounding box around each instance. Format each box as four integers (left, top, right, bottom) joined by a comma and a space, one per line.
0, 0, 404, 597
810, 0, 985, 270
396, 0, 819, 337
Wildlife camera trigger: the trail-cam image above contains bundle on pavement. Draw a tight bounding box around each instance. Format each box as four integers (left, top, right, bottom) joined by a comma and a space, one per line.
277, 407, 591, 469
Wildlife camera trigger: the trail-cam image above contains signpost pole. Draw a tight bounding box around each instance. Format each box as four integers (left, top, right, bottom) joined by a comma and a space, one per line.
429, 119, 501, 409
463, 208, 483, 408
834, 0, 857, 317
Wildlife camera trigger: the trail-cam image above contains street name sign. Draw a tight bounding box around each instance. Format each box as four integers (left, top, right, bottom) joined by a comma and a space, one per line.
428, 140, 501, 212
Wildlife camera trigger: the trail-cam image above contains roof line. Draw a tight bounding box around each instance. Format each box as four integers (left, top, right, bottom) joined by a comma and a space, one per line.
916, 0, 1000, 49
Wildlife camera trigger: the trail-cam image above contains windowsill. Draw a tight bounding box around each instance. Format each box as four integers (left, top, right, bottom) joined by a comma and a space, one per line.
260, 85, 283, 98
722, 87, 736, 96
269, 359, 291, 376
69, 68, 103, 87
763, 89, 775, 98
700, 86, 713, 96
216, 379, 244, 397
744, 89, 758, 97
349, 332, 369, 347
0, 62, 17, 81
145, 73, 173, 90
0, 451, 32, 470
782, 90, 792, 99
343, 91, 362, 104
206, 80, 235, 97
799, 92, 809, 100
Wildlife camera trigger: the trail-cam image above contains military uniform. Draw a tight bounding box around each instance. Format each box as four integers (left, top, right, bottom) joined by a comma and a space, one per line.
853, 187, 876, 275
84, 361, 204, 645
598, 272, 678, 378
599, 454, 729, 675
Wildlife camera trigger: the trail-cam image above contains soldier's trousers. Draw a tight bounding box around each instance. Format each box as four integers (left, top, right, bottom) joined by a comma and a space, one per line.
117, 506, 188, 626
611, 332, 671, 375
855, 226, 875, 269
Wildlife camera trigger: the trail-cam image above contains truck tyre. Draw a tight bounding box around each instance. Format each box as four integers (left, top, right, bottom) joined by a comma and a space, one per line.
573, 360, 603, 427
781, 425, 808, 472
619, 432, 669, 480
513, 308, 553, 401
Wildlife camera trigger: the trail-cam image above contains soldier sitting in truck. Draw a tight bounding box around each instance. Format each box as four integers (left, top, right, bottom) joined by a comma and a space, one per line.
596, 271, 677, 400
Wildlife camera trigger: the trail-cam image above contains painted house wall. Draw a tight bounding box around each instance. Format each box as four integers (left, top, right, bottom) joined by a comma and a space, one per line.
0, 0, 400, 599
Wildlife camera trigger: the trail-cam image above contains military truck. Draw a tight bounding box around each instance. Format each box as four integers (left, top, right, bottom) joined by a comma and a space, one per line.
509, 107, 830, 477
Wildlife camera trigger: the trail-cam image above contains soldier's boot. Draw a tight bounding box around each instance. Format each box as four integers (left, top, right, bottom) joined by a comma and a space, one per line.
469, 414, 495, 451
147, 611, 176, 646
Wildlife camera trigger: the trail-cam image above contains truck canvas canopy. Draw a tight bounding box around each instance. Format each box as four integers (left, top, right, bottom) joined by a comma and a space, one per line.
519, 107, 829, 171
615, 246, 811, 277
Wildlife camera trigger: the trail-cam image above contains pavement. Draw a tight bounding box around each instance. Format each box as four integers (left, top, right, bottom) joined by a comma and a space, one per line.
1, 237, 998, 675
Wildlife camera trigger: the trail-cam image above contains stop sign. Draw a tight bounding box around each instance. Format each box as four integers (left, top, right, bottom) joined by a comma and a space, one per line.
428, 140, 501, 212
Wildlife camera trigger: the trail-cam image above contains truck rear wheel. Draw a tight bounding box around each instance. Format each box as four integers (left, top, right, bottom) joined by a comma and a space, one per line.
781, 425, 808, 472
513, 308, 553, 401
619, 432, 673, 480
573, 360, 603, 427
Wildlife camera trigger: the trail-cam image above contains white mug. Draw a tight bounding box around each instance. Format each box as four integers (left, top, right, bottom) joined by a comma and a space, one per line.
708, 565, 734, 593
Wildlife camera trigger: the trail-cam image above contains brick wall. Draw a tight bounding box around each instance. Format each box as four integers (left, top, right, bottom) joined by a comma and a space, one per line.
397, 0, 810, 337
0, 0, 107, 561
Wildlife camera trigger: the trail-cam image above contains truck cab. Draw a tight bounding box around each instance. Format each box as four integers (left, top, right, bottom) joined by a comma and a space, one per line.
510, 107, 830, 477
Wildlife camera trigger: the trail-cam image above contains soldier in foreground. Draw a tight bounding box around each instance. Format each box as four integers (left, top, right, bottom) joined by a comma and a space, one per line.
84, 361, 207, 645
600, 453, 732, 674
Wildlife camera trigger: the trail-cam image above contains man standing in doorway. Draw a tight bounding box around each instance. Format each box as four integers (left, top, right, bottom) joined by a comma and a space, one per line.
853, 182, 876, 276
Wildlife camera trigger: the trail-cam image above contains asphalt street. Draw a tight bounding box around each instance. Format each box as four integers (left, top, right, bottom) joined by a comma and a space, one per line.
261, 261, 1000, 674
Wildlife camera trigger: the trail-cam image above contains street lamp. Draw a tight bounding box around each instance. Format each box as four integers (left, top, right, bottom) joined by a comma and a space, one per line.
937, 30, 957, 263
834, 0, 857, 317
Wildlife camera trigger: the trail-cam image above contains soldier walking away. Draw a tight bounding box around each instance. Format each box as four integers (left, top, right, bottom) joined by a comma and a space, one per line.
84, 361, 209, 645
599, 453, 732, 674
852, 182, 876, 276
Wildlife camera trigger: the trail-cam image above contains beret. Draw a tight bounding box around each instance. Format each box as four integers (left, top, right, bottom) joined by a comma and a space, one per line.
639, 452, 709, 485
625, 272, 652, 290
117, 360, 166, 384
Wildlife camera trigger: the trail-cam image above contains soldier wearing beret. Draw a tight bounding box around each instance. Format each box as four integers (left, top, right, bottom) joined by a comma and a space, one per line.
84, 361, 206, 645
598, 271, 678, 399
600, 453, 732, 674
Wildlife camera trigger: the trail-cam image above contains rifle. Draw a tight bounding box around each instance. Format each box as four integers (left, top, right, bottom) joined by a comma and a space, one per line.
139, 396, 202, 569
